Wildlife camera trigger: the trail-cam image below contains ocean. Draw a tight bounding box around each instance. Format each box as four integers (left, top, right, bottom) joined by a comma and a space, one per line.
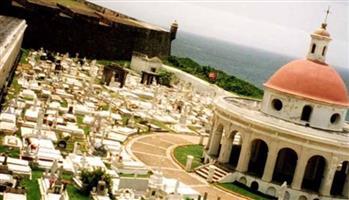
171, 31, 349, 120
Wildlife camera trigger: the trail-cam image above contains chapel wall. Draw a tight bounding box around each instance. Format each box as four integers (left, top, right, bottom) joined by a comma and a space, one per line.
262, 88, 347, 131
212, 97, 349, 158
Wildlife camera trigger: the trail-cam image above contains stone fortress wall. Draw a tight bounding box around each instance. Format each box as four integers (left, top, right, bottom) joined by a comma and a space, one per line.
0, 16, 26, 109
0, 0, 176, 60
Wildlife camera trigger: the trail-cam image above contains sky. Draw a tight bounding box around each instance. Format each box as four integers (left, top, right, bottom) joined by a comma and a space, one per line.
91, 0, 349, 69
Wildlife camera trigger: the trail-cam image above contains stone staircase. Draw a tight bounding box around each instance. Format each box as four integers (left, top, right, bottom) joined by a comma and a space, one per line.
195, 164, 230, 182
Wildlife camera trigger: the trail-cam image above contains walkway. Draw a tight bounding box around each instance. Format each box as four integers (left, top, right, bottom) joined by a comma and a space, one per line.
126, 133, 248, 200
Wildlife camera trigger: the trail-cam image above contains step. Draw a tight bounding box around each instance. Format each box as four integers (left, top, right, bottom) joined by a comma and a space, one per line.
196, 170, 209, 179
198, 166, 209, 172
214, 169, 228, 176
196, 168, 209, 175
213, 173, 225, 179
214, 166, 229, 174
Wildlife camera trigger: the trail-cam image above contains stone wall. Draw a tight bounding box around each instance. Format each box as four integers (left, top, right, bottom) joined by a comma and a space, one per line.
161, 64, 232, 97
0, 17, 26, 109
0, 0, 172, 60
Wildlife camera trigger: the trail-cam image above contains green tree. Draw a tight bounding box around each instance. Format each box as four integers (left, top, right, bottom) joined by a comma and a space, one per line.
80, 168, 112, 197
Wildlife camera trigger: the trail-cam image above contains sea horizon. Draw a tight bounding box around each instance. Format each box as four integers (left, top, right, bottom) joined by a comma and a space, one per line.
171, 31, 349, 120
171, 31, 349, 89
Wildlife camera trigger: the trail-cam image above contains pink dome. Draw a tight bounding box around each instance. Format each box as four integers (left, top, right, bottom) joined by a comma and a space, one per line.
264, 59, 349, 106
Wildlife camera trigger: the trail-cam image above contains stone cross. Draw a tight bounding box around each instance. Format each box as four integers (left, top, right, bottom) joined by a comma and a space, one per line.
179, 104, 190, 126
50, 159, 59, 177
36, 109, 44, 136
73, 142, 80, 154
81, 153, 87, 169
278, 181, 287, 200
174, 180, 179, 195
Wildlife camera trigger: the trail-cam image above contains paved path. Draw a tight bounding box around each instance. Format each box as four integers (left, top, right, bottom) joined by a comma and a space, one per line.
126, 133, 248, 200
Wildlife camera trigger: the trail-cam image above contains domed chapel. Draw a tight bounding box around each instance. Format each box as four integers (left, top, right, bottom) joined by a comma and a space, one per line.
204, 11, 349, 200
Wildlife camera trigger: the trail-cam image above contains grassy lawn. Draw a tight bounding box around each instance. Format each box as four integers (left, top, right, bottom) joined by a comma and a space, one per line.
217, 183, 275, 200
0, 154, 89, 200
174, 144, 204, 170
61, 99, 68, 108
119, 171, 152, 178
0, 145, 20, 158
97, 60, 130, 68
20, 48, 29, 64
76, 114, 90, 135
61, 173, 91, 200
6, 76, 21, 101
20, 170, 43, 200
67, 184, 90, 200
149, 119, 172, 132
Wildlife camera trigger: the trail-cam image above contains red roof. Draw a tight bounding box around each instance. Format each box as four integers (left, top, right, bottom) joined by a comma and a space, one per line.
264, 59, 349, 106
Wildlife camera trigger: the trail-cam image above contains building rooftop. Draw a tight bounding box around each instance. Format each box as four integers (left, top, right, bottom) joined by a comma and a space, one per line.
216, 96, 349, 147
14, 0, 167, 32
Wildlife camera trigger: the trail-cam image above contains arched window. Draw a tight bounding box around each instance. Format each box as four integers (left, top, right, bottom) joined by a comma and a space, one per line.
331, 161, 349, 196
301, 105, 312, 122
311, 44, 316, 53
248, 139, 268, 178
302, 155, 327, 192
322, 46, 326, 56
272, 99, 283, 111
330, 113, 340, 124
272, 148, 298, 184
250, 181, 259, 191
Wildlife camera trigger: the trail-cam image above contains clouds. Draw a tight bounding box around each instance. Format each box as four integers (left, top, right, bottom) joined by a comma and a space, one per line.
92, 0, 348, 67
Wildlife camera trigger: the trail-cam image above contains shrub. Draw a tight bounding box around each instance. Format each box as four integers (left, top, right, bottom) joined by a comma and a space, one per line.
166, 56, 263, 98
80, 168, 112, 197
158, 69, 174, 87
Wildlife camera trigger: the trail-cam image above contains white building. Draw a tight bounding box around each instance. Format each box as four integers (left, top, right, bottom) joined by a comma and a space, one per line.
130, 52, 162, 74
204, 19, 349, 200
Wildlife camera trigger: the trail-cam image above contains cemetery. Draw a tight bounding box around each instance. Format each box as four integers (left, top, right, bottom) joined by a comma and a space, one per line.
0, 48, 214, 200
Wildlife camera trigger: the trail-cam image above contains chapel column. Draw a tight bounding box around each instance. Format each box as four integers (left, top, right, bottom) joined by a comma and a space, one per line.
218, 135, 233, 163
207, 127, 223, 156
236, 133, 251, 172
291, 150, 309, 190
319, 156, 339, 196
205, 117, 216, 150
261, 141, 278, 182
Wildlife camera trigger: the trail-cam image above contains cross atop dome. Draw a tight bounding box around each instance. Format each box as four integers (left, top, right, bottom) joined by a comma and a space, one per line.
320, 6, 331, 31
323, 6, 331, 26
306, 8, 332, 64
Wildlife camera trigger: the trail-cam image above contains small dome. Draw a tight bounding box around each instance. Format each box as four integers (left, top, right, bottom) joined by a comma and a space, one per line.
264, 59, 349, 107
172, 20, 178, 27
313, 27, 330, 37
313, 23, 331, 37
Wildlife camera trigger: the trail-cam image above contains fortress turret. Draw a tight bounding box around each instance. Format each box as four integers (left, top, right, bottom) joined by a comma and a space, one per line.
170, 20, 178, 41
